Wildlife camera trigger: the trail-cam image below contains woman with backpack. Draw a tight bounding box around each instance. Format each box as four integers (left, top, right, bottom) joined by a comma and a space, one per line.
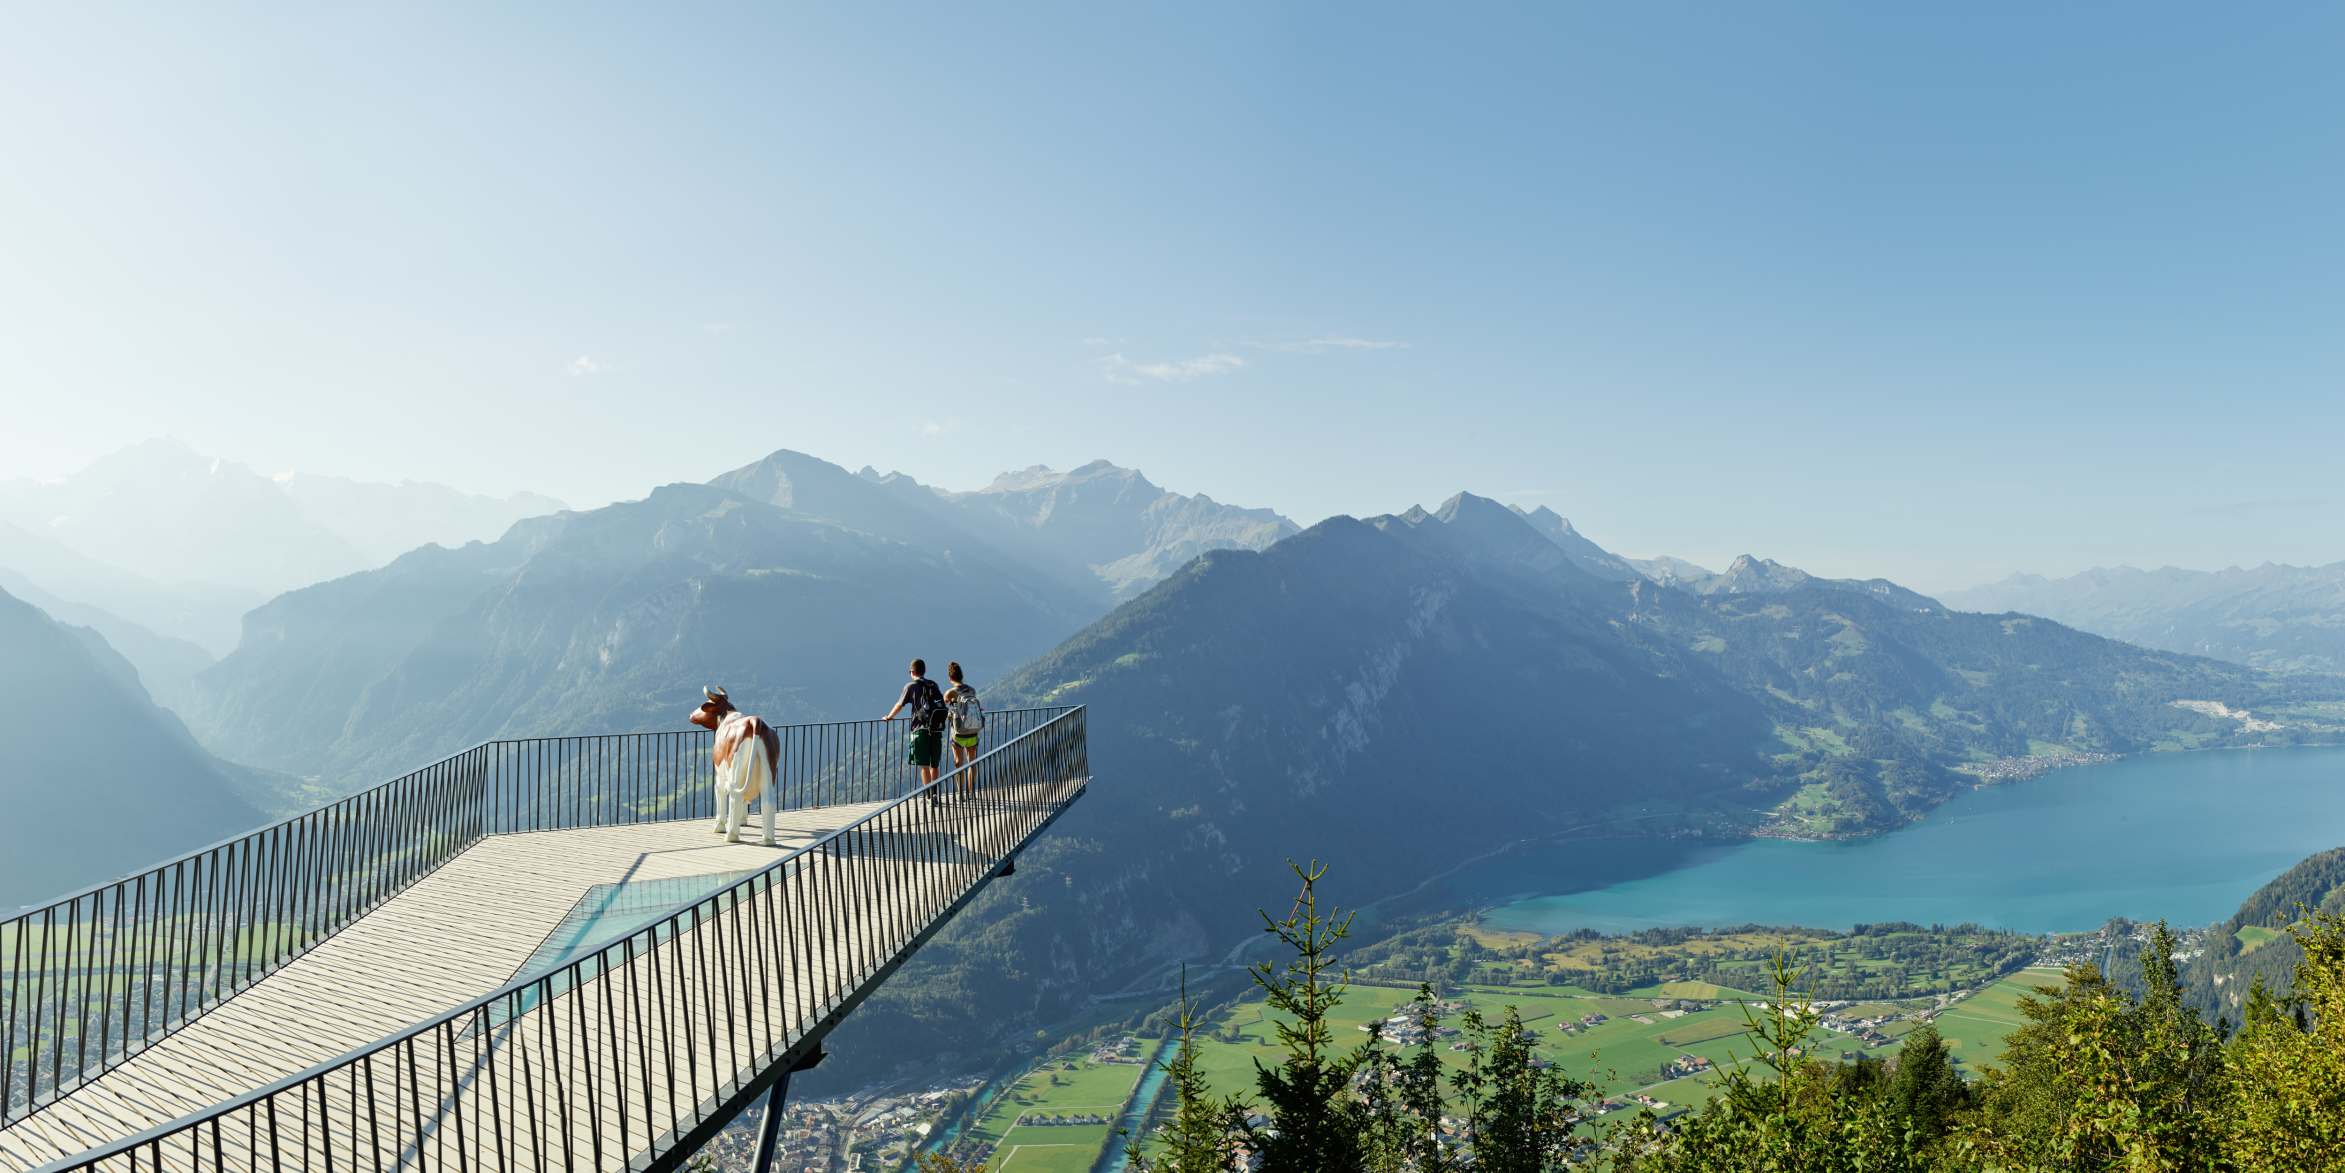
883, 658, 948, 799
943, 661, 985, 800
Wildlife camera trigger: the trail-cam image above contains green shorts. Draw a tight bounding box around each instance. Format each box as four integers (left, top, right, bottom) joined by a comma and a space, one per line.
907, 727, 942, 768
953, 732, 980, 750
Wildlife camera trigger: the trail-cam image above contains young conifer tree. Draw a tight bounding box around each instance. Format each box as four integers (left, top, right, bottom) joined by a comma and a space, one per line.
1241, 859, 1370, 1172
1128, 968, 1243, 1173
1881, 1023, 1968, 1146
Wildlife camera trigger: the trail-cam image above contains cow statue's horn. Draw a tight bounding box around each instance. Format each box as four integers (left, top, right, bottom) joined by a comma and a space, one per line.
704, 685, 727, 703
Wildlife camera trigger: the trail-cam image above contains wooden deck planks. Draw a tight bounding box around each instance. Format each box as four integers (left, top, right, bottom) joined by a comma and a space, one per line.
0, 804, 889, 1172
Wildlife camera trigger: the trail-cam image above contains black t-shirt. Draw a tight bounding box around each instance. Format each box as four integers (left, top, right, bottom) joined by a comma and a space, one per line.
899, 677, 945, 728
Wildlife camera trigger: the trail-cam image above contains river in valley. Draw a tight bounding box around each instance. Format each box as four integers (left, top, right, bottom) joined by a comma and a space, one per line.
1471, 745, 2345, 936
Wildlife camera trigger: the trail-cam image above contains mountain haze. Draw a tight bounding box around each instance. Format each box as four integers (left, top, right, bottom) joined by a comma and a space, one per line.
0, 588, 262, 910
277, 473, 566, 568
0, 439, 565, 645
946, 461, 1297, 601
181, 450, 1292, 786
186, 474, 1096, 785
1627, 554, 1719, 589
0, 518, 258, 655
1944, 562, 2345, 675
0, 565, 215, 713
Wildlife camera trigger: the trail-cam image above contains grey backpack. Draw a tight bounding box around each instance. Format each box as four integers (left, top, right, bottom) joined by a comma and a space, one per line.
948, 687, 985, 736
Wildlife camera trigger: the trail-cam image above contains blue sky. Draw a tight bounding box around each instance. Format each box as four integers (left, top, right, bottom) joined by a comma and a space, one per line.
3, 4, 2341, 591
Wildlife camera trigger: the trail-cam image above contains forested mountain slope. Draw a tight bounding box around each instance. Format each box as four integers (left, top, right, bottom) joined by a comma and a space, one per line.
2091, 845, 2345, 1025
2187, 846, 2345, 1022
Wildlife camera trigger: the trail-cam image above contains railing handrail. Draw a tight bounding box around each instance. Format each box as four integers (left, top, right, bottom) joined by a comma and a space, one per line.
1, 708, 1070, 926
37, 704, 1090, 1170
3, 742, 492, 923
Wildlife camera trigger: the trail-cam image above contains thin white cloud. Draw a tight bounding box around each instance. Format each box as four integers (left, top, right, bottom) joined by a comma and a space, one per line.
567, 355, 602, 377
1245, 336, 1409, 354
699, 322, 735, 336
1099, 352, 1247, 384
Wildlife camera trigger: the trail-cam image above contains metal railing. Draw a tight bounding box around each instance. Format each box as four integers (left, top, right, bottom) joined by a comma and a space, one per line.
35, 704, 1088, 1172
0, 707, 1070, 1129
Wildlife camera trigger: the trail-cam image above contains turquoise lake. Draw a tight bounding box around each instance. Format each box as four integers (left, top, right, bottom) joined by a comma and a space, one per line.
1479, 746, 2345, 937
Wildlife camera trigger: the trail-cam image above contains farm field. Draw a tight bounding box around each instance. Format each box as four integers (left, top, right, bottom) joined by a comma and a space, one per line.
1929, 966, 2065, 1071
2234, 925, 2284, 953
961, 1045, 1151, 1171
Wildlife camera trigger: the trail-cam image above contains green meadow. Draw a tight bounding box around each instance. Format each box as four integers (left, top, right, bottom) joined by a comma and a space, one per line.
2233, 925, 2284, 953
1929, 966, 2065, 1072
964, 1049, 1150, 1171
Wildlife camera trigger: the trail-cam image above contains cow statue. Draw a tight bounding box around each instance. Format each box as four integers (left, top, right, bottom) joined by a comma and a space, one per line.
689, 685, 782, 846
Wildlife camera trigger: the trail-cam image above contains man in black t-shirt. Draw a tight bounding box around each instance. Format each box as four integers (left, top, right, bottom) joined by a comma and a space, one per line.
882, 657, 948, 798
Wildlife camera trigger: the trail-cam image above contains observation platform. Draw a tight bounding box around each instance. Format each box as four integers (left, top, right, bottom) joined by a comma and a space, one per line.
0, 706, 1089, 1172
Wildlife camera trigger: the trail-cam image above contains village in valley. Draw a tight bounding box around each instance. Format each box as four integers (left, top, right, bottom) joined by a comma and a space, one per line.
1958, 749, 2122, 786
688, 1080, 987, 1172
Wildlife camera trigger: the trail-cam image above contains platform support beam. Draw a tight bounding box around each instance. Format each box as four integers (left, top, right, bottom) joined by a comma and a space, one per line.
750, 1046, 826, 1173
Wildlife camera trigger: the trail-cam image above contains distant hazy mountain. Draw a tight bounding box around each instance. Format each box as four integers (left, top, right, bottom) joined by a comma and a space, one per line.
934, 460, 1295, 601
716, 453, 1293, 607
182, 449, 1290, 788
0, 566, 215, 712
853, 457, 1294, 605
1507, 505, 1643, 581
823, 491, 2325, 1087
1685, 553, 1947, 612
0, 439, 370, 599
0, 440, 565, 642
278, 473, 566, 567
1626, 554, 1718, 589
0, 518, 257, 657
1943, 563, 2345, 675
0, 588, 262, 910
185, 451, 1108, 786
